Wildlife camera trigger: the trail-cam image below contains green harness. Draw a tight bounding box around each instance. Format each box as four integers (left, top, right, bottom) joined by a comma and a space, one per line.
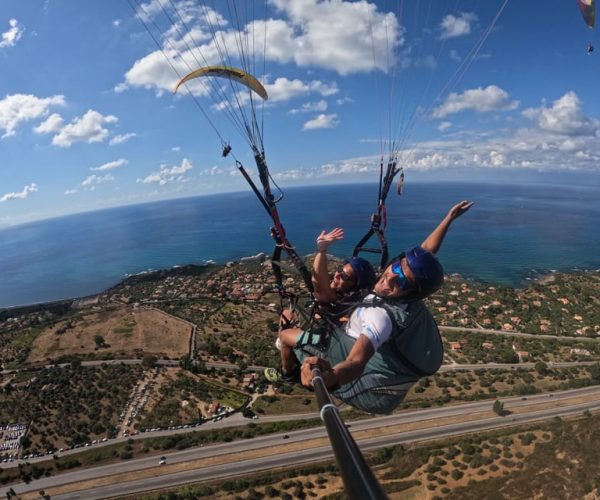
294, 298, 443, 414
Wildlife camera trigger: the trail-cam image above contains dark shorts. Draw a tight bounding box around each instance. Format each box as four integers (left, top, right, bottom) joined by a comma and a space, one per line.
292, 328, 415, 415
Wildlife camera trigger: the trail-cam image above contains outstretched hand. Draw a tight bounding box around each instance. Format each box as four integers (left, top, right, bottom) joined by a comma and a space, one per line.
447, 200, 474, 221
316, 227, 344, 252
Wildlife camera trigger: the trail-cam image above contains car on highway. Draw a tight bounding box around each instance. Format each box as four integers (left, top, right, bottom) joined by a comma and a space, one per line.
159, 456, 167, 465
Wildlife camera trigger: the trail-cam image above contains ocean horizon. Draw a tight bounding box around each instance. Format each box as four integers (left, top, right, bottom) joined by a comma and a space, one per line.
1, 181, 599, 309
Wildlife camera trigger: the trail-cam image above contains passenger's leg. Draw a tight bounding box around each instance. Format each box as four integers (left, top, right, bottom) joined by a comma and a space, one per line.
279, 327, 302, 375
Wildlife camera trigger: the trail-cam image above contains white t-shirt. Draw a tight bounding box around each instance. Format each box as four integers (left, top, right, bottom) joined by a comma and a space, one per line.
345, 295, 408, 350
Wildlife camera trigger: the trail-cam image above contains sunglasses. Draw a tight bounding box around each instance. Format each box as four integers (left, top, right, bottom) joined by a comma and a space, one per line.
391, 260, 412, 290
336, 265, 354, 282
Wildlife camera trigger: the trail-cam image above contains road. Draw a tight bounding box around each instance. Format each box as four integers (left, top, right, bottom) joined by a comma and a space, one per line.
439, 325, 600, 343
7, 385, 600, 499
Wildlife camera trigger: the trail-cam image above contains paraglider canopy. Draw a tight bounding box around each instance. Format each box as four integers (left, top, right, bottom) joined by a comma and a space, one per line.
578, 0, 596, 28
173, 65, 268, 101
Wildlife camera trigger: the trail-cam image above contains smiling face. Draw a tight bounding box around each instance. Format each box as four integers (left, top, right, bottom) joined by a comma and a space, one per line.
373, 257, 418, 299
330, 263, 356, 292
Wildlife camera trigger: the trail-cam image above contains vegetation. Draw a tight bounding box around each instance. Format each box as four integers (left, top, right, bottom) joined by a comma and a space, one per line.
399, 364, 600, 409
132, 414, 600, 499
140, 371, 248, 429
432, 272, 600, 336
492, 400, 505, 416
0, 364, 142, 454
0, 263, 598, 497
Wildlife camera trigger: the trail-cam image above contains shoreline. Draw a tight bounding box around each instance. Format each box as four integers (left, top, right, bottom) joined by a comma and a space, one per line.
1, 257, 599, 317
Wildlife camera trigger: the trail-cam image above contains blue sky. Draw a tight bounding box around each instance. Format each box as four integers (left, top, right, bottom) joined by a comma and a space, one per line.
1, 0, 599, 227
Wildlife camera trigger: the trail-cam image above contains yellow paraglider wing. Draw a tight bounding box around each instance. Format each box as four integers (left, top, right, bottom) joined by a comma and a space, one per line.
578, 0, 596, 28
173, 65, 268, 100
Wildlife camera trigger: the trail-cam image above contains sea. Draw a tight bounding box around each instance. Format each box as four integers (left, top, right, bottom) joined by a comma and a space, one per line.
1, 182, 599, 309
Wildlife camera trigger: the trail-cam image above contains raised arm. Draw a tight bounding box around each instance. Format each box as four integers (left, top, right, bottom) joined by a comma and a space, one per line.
312, 228, 344, 304
421, 200, 473, 254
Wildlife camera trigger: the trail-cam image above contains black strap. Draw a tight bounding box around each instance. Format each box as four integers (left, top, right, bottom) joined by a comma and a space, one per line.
353, 158, 402, 270
237, 160, 313, 295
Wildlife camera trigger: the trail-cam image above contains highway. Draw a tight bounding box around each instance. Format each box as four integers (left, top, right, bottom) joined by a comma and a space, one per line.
7, 385, 600, 499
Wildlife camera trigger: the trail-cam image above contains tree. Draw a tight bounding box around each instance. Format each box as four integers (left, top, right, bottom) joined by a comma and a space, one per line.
493, 399, 505, 416
179, 354, 193, 370
94, 335, 106, 348
535, 361, 548, 375
20, 434, 32, 449
142, 355, 158, 368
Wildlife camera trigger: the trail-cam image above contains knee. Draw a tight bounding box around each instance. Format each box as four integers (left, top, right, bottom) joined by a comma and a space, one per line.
279, 327, 302, 347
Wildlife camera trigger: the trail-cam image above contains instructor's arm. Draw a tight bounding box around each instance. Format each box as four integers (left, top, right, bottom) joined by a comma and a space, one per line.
300, 335, 375, 390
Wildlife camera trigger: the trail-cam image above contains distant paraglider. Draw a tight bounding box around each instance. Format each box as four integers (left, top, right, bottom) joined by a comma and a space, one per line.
578, 0, 596, 27
173, 65, 269, 100
577, 0, 596, 53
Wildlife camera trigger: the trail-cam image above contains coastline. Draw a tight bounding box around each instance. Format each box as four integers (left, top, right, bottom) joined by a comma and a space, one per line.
1, 256, 598, 318
1, 182, 599, 309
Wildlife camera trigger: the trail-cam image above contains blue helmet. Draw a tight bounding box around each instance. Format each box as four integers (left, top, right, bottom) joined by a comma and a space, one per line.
403, 246, 444, 298
346, 256, 377, 290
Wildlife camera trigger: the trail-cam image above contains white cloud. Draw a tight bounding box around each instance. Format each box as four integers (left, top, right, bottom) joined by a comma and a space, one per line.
0, 19, 24, 48
433, 85, 518, 118
112, 19, 122, 28
81, 174, 115, 188
64, 189, 78, 195
1, 183, 38, 202
90, 159, 128, 171
0, 94, 65, 138
449, 49, 461, 62
109, 132, 136, 145
269, 0, 400, 74
271, 117, 600, 183
209, 77, 339, 111
52, 110, 118, 147
439, 12, 477, 40
489, 150, 505, 167
415, 55, 437, 70
336, 96, 353, 106
119, 49, 177, 96
522, 91, 599, 136
303, 113, 340, 130
122, 0, 401, 98
192, 164, 243, 179
34, 113, 64, 134
137, 158, 193, 185
289, 99, 328, 115
197, 165, 235, 176
262, 77, 339, 102
437, 121, 452, 132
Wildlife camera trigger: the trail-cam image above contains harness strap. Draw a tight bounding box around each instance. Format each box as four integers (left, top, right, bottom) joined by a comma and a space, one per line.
353, 158, 402, 270
237, 160, 314, 296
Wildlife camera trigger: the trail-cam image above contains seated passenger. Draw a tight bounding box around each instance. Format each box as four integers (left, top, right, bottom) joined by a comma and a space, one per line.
273, 201, 473, 414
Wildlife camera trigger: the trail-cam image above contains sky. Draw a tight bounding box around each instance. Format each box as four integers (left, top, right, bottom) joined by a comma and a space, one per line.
1, 0, 599, 227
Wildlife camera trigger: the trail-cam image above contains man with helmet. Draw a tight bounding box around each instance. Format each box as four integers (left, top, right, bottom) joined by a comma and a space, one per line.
275, 200, 472, 413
